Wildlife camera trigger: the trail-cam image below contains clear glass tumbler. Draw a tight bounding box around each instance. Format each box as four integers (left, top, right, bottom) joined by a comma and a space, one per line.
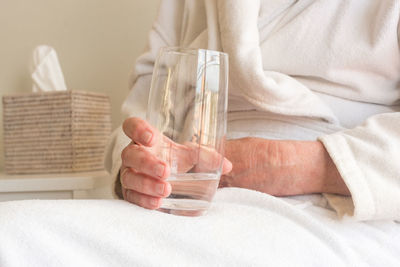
147, 47, 229, 216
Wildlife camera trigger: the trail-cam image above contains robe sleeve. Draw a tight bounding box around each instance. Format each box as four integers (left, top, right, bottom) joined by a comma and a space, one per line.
320, 112, 400, 221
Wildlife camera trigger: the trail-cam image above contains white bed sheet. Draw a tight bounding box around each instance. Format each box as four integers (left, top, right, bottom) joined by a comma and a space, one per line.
0, 187, 399, 267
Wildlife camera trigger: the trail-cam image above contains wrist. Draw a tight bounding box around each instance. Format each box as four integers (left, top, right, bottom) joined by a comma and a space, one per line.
304, 141, 350, 196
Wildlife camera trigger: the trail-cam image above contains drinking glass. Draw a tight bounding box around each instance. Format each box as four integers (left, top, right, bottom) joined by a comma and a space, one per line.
147, 47, 229, 216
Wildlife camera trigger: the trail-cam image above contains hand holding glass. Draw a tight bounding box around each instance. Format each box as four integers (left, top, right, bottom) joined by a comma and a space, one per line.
146, 47, 229, 216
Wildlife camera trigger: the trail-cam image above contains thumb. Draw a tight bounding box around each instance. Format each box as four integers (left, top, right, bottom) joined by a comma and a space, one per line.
222, 158, 232, 174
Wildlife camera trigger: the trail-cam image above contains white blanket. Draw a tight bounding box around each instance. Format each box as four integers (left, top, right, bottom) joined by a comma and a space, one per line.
0, 188, 399, 267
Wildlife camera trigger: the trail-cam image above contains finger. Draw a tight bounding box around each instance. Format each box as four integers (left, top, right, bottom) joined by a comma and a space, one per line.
222, 158, 233, 174
121, 168, 171, 197
125, 189, 162, 210
122, 117, 159, 146
121, 144, 170, 179
186, 143, 231, 173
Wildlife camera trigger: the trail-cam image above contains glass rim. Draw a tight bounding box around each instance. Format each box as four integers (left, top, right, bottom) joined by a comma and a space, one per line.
160, 46, 228, 58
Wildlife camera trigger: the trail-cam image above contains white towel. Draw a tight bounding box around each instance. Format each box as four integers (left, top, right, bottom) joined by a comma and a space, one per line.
0, 188, 399, 266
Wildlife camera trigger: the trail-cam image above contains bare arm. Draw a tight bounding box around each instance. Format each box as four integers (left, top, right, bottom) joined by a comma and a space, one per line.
115, 135, 350, 204
220, 137, 350, 196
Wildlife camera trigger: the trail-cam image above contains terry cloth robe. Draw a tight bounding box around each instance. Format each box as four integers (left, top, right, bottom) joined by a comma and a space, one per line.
104, 0, 400, 221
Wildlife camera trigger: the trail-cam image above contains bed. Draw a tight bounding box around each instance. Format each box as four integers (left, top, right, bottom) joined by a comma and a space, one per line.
0, 187, 399, 266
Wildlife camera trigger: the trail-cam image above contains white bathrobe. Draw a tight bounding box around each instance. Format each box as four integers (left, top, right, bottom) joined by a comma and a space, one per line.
105, 0, 400, 221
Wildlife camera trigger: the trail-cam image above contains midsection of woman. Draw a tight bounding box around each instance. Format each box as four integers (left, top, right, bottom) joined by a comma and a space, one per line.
227, 94, 400, 142
113, 0, 400, 221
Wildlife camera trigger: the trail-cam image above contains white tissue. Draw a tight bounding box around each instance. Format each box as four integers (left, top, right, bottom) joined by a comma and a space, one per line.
31, 45, 67, 92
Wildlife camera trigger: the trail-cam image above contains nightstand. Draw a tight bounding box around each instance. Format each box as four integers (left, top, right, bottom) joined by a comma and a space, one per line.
0, 171, 113, 201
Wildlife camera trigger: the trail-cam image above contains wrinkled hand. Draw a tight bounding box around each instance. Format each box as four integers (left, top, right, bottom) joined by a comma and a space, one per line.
120, 117, 232, 209
219, 137, 350, 196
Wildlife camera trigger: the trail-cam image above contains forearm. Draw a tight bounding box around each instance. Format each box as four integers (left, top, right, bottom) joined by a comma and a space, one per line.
296, 140, 350, 196
221, 138, 350, 197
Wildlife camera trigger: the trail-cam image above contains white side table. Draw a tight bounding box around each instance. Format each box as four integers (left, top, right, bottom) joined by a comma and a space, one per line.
0, 171, 113, 202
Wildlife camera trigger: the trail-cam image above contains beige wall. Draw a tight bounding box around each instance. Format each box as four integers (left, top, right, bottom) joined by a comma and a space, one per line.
0, 0, 161, 172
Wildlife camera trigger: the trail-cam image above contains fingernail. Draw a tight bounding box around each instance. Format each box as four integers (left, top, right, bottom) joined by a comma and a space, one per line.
155, 164, 165, 178
165, 183, 172, 196
155, 183, 165, 195
141, 131, 153, 144
149, 198, 159, 207
223, 158, 233, 172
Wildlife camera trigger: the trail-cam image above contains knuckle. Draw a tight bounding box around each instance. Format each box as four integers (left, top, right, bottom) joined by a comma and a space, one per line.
135, 145, 147, 153
121, 146, 129, 162
129, 191, 159, 209
137, 149, 152, 168
123, 144, 147, 167
121, 144, 135, 165
125, 172, 152, 195
138, 153, 147, 167
136, 197, 146, 208
122, 118, 132, 135
139, 197, 149, 208
121, 170, 134, 189
131, 174, 143, 192
122, 188, 128, 200
130, 191, 142, 206
120, 169, 128, 188
126, 189, 134, 203
141, 177, 153, 193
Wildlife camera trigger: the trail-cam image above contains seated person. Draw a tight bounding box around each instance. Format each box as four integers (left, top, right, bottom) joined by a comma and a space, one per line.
105, 0, 400, 221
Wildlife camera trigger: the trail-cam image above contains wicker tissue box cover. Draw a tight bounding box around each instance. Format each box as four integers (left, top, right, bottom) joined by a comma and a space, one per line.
3, 90, 112, 174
